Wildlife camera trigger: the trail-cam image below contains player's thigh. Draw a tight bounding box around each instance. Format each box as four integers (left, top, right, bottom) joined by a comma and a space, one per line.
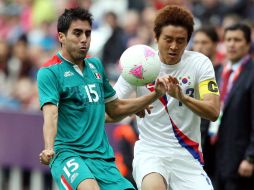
51, 153, 94, 190
170, 157, 213, 190
133, 152, 168, 190
86, 158, 135, 190
142, 172, 167, 190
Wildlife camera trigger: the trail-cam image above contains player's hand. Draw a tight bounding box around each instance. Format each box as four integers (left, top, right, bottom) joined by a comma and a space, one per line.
166, 76, 184, 101
135, 105, 154, 118
238, 160, 254, 177
39, 149, 55, 165
154, 75, 172, 96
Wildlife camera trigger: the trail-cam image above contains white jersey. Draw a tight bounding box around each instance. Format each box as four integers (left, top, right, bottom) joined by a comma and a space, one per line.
114, 50, 215, 165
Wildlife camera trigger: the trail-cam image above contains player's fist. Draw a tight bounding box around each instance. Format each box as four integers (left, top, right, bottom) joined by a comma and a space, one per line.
39, 149, 55, 165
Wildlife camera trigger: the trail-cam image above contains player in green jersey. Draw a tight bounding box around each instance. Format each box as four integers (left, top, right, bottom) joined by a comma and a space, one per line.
37, 7, 171, 190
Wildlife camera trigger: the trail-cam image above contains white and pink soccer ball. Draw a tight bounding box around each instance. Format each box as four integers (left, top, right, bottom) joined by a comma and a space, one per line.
119, 44, 160, 86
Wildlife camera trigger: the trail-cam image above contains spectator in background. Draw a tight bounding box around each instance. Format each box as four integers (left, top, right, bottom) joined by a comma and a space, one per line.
192, 0, 224, 26
12, 77, 39, 110
192, 26, 222, 79
122, 10, 141, 47
113, 122, 138, 188
127, 6, 157, 48
31, 0, 56, 27
192, 26, 222, 183
8, 34, 35, 80
215, 23, 254, 190
215, 14, 242, 65
220, 0, 248, 19
101, 11, 127, 81
127, 0, 146, 11
0, 39, 10, 95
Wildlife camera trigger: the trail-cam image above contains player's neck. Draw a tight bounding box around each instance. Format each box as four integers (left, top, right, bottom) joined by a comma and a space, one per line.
60, 50, 84, 69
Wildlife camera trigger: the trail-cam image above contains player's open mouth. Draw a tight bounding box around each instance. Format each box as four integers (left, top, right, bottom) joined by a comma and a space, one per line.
168, 53, 177, 58
80, 47, 87, 51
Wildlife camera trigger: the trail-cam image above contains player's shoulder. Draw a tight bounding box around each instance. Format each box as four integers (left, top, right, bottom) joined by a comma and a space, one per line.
182, 50, 212, 67
41, 54, 63, 69
183, 50, 209, 61
38, 54, 63, 80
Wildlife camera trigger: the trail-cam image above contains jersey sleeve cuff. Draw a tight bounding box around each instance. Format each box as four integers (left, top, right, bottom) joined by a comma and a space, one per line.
40, 100, 58, 110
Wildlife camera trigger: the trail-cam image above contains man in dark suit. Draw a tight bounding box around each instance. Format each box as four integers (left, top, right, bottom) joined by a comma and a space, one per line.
215, 23, 254, 190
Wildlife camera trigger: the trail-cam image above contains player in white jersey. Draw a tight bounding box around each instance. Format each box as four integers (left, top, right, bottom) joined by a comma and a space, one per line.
112, 5, 220, 190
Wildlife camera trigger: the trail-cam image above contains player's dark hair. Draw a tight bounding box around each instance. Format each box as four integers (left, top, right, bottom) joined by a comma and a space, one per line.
154, 5, 194, 42
57, 7, 93, 34
224, 23, 251, 44
194, 26, 219, 43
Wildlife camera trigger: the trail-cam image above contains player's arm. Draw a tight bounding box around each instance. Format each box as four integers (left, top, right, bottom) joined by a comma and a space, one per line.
168, 77, 220, 121
37, 68, 59, 165
105, 75, 135, 123
39, 104, 58, 165
105, 105, 153, 123
105, 113, 118, 123
105, 95, 157, 122
105, 75, 151, 123
181, 92, 220, 121
105, 76, 170, 121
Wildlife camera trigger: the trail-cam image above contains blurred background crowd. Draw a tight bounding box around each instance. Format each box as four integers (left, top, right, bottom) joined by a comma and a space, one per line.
1, 0, 254, 112
0, 0, 254, 189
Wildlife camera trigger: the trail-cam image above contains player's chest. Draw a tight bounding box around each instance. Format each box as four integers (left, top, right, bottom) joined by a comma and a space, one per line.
159, 68, 197, 96
59, 68, 104, 104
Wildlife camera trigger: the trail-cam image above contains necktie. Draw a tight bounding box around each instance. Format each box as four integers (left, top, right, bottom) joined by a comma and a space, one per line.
220, 68, 233, 102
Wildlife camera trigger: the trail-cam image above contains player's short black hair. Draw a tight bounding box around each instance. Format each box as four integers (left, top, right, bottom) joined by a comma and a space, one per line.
57, 7, 93, 34
154, 5, 194, 42
224, 23, 251, 43
194, 26, 219, 43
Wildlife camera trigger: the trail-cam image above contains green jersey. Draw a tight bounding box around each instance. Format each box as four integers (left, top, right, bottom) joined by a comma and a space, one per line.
37, 52, 117, 159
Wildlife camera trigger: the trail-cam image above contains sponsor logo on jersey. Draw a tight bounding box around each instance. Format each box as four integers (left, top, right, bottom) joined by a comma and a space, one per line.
89, 63, 96, 69
64, 71, 74, 77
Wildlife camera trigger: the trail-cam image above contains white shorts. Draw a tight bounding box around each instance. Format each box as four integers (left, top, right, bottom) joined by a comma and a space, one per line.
132, 142, 213, 190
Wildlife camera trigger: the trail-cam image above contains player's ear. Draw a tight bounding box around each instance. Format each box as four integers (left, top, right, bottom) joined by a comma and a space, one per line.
153, 32, 158, 43
58, 32, 65, 44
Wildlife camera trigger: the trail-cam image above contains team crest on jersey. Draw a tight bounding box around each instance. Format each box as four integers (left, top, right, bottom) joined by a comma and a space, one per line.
178, 76, 191, 86
88, 62, 102, 80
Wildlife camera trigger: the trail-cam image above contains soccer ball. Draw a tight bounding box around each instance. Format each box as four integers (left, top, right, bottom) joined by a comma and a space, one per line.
119, 44, 160, 86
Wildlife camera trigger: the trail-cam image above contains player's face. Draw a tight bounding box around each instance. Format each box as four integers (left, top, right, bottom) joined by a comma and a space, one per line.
192, 32, 216, 59
59, 19, 91, 63
224, 29, 250, 63
156, 25, 188, 65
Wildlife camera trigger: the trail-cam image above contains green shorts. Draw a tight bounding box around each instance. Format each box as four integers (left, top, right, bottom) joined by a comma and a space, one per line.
50, 151, 136, 190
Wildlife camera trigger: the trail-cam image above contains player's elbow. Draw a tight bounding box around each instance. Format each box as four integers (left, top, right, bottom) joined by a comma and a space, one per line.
206, 97, 220, 122
209, 107, 220, 122
105, 113, 121, 123
106, 102, 126, 120
210, 113, 219, 122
